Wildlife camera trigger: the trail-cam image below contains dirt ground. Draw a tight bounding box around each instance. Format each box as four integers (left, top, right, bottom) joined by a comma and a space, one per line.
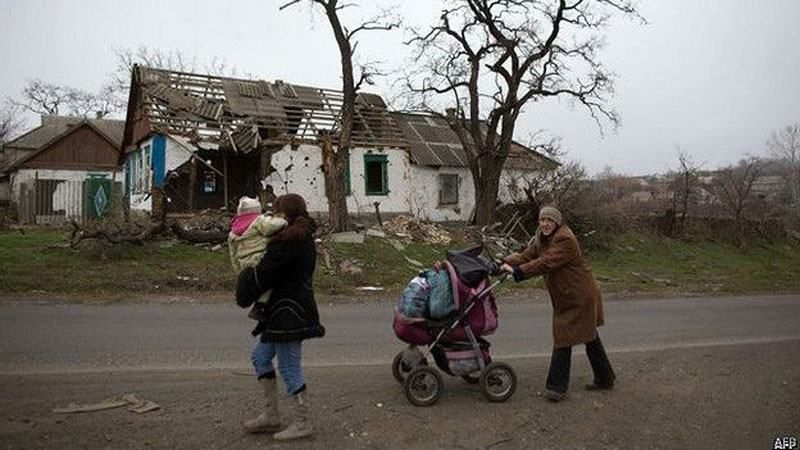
1, 341, 798, 449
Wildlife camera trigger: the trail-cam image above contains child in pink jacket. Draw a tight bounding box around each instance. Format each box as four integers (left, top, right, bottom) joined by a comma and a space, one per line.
228, 196, 287, 320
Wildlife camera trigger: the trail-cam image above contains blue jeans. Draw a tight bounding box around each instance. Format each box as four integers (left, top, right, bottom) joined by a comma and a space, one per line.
251, 339, 305, 395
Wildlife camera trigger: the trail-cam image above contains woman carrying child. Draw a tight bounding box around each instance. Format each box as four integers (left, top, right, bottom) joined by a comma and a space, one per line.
235, 193, 325, 441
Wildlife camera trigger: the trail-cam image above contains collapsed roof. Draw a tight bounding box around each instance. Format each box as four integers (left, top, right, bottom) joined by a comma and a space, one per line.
393, 112, 559, 170
122, 65, 407, 154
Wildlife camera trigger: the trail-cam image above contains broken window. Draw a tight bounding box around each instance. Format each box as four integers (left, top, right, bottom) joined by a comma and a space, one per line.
203, 171, 217, 194
439, 174, 459, 206
364, 154, 388, 196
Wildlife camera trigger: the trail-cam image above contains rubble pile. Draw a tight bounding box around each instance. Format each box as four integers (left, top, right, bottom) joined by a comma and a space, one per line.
459, 224, 527, 258
0, 208, 19, 232
382, 215, 452, 245
178, 210, 230, 234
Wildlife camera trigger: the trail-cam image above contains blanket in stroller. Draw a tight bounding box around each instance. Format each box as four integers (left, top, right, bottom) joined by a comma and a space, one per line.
396, 269, 454, 320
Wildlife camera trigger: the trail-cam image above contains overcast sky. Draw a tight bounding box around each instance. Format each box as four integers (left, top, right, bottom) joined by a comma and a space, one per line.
2, 0, 799, 175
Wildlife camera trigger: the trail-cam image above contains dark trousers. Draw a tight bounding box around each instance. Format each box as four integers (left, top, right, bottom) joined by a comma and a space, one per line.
546, 335, 615, 394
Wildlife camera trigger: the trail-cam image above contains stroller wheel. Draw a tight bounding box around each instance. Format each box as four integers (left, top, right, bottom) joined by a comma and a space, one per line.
392, 348, 426, 384
461, 373, 480, 384
404, 366, 443, 407
480, 362, 517, 402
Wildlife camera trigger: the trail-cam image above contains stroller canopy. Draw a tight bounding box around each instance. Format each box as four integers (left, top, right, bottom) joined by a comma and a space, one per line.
446, 244, 499, 288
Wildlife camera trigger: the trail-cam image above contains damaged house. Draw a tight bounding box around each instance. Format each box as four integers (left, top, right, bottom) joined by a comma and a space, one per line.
121, 66, 557, 222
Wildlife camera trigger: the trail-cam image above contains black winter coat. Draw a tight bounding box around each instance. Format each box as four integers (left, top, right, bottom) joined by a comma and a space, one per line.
236, 232, 324, 342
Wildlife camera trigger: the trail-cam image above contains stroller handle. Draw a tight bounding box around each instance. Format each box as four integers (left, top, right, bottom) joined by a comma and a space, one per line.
478, 272, 510, 300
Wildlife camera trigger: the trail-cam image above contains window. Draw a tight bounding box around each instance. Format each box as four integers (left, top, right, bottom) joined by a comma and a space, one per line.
139, 145, 152, 192
129, 154, 137, 194
363, 154, 388, 196
143, 145, 151, 191
439, 174, 459, 206
203, 171, 217, 194
132, 151, 141, 194
129, 145, 153, 194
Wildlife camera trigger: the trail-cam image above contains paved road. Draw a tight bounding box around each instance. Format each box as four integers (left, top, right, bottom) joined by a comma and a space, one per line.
1, 295, 799, 373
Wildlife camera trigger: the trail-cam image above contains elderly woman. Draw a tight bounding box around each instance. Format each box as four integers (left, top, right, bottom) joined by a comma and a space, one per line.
501, 206, 615, 402
236, 193, 325, 440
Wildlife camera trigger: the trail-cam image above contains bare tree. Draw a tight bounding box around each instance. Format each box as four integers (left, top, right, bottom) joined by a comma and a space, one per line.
0, 101, 24, 144
110, 46, 196, 95
404, 0, 641, 225
280, 0, 400, 231
768, 124, 800, 220
515, 160, 588, 217
712, 156, 764, 225
14, 79, 119, 119
108, 46, 238, 115
16, 79, 71, 116
670, 150, 702, 226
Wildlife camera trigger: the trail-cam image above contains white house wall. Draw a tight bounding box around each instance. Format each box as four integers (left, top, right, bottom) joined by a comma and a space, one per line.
123, 136, 548, 222
165, 136, 194, 173
264, 145, 539, 222
128, 136, 193, 212
264, 145, 411, 217
407, 166, 474, 222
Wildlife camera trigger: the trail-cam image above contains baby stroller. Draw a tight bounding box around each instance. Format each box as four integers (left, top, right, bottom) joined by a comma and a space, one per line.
391, 244, 517, 406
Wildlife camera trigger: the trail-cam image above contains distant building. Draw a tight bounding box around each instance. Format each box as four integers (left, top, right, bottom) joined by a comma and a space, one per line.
0, 116, 124, 224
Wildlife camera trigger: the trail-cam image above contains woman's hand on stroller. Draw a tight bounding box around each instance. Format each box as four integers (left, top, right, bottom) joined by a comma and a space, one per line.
498, 262, 525, 282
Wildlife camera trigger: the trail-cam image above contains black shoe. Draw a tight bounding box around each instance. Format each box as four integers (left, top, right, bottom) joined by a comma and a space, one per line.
584, 382, 614, 391
543, 389, 567, 402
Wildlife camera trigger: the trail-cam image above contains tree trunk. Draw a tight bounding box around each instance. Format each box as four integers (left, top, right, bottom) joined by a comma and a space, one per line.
321, 135, 349, 232
473, 165, 502, 225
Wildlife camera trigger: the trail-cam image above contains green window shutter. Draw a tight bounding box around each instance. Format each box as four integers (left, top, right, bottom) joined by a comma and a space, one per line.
381, 158, 388, 193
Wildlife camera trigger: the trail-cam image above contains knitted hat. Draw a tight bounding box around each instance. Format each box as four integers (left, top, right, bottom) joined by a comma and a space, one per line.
237, 196, 262, 215
538, 206, 563, 225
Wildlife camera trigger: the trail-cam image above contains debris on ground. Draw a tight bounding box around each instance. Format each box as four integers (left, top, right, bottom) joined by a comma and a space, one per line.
365, 228, 386, 238
387, 239, 406, 251
404, 256, 424, 268
339, 260, 363, 275
356, 286, 384, 291
53, 393, 160, 415
382, 215, 452, 245
460, 223, 528, 258
329, 231, 365, 244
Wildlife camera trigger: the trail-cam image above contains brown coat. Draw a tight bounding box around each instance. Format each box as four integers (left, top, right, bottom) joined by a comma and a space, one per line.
505, 225, 604, 348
